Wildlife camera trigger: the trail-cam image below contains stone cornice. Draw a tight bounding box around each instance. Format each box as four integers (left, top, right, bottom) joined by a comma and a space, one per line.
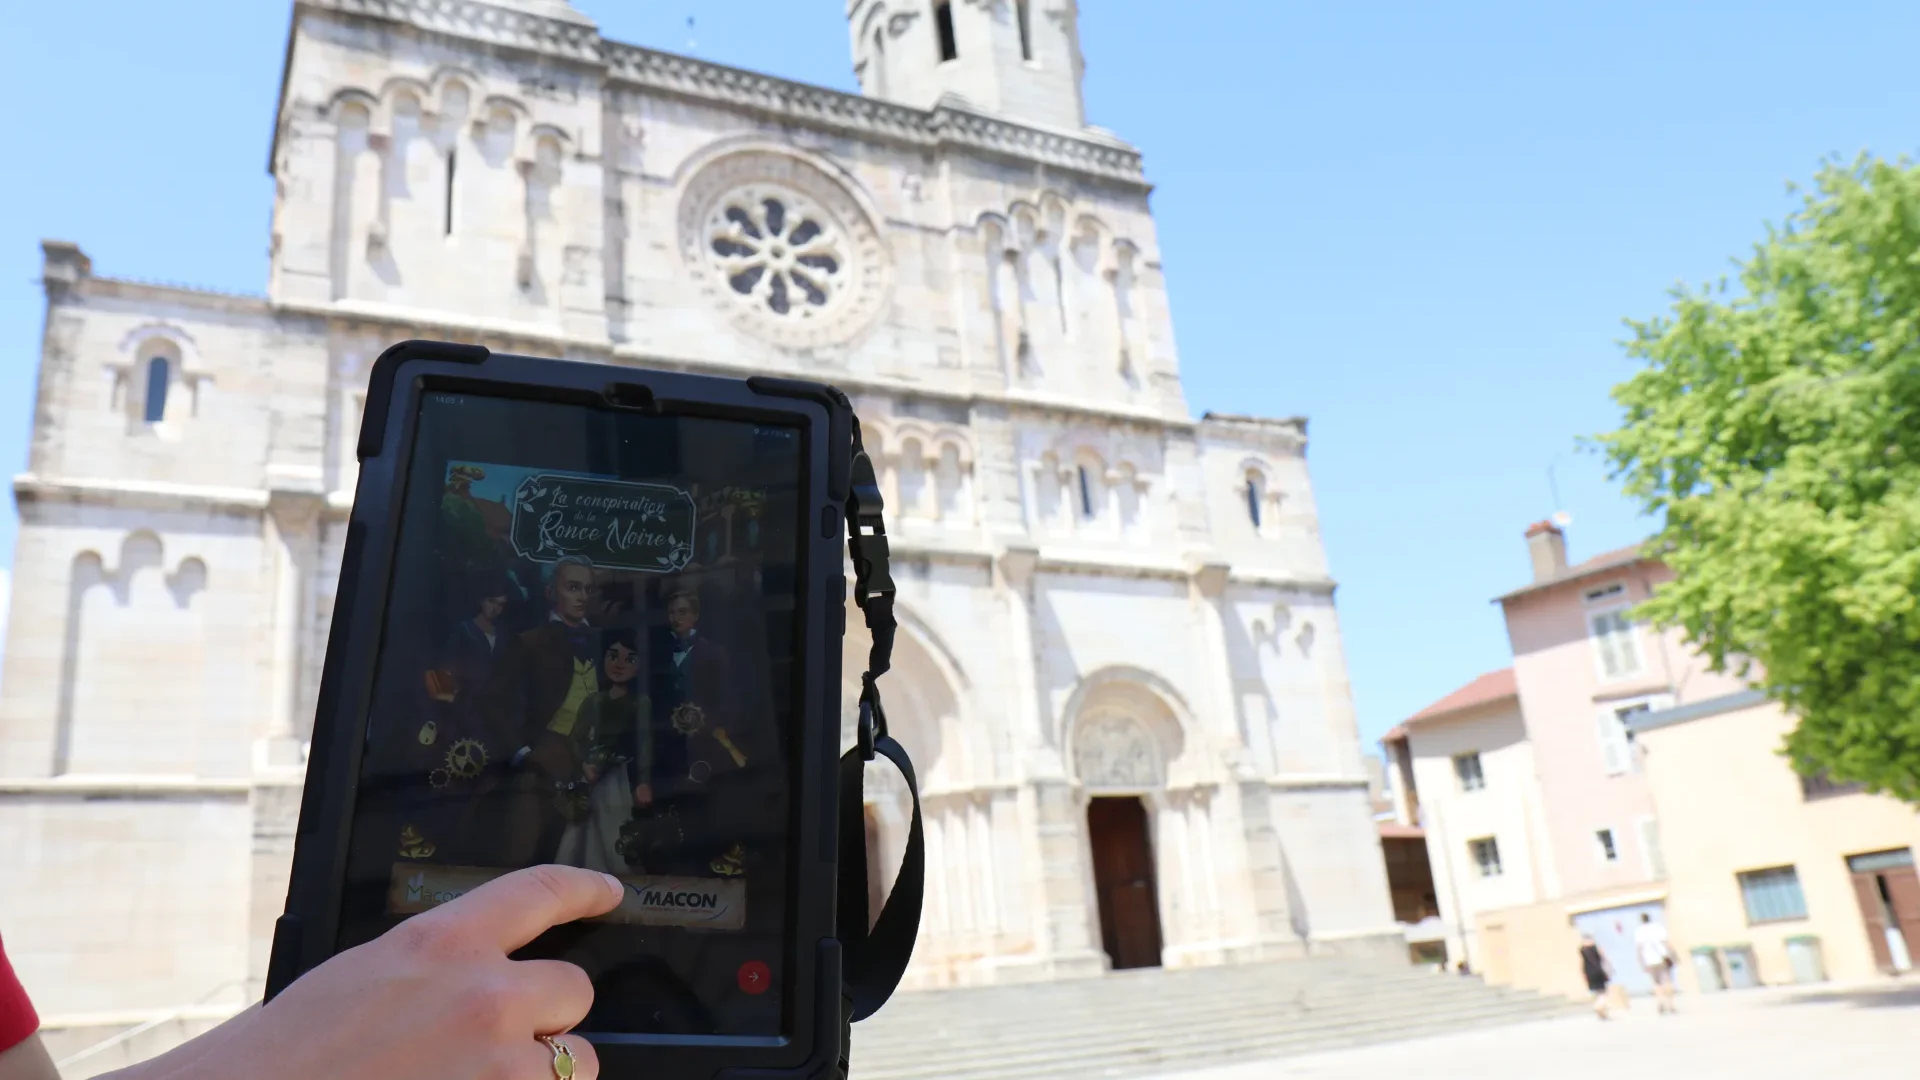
16, 473, 1339, 594
272, 297, 1198, 433
285, 0, 1148, 190
14, 474, 271, 516
605, 45, 1148, 189
302, 0, 600, 62
53, 274, 270, 317
1262, 774, 1371, 792
1197, 411, 1309, 455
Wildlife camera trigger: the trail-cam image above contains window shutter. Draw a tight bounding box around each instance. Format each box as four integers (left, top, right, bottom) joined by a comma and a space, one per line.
1590, 614, 1619, 677
1613, 614, 1642, 675
1596, 710, 1628, 775
1639, 817, 1666, 879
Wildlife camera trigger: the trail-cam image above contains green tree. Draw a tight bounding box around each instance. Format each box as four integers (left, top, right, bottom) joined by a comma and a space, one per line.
1599, 155, 1920, 803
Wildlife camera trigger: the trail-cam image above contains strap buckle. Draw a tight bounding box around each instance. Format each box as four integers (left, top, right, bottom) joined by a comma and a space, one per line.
847, 449, 895, 612
845, 446, 897, 763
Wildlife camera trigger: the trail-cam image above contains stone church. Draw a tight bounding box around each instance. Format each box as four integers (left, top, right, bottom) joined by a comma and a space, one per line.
0, 0, 1397, 1045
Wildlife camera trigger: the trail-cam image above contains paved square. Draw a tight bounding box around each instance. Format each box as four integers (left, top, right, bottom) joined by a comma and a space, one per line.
1158, 983, 1919, 1080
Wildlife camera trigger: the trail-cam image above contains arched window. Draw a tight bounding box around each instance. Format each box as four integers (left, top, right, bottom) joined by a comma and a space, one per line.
1077, 464, 1095, 519
897, 437, 928, 517
935, 1, 958, 62
1016, 0, 1034, 60
143, 356, 170, 424
1245, 473, 1262, 529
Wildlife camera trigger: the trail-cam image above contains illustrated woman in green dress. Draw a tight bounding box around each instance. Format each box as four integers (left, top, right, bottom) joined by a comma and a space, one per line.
553, 629, 652, 874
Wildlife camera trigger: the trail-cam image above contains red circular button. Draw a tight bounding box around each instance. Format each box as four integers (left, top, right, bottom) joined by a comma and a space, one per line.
737, 961, 771, 995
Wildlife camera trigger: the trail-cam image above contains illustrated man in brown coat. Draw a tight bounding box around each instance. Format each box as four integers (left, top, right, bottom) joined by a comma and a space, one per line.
483, 555, 602, 864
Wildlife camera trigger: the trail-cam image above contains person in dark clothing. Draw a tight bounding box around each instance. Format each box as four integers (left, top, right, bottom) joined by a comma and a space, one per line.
642, 587, 751, 877
480, 556, 603, 865
1580, 933, 1614, 1019
442, 581, 512, 699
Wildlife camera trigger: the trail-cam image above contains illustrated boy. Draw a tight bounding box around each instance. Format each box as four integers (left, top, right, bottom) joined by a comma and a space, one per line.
646, 586, 755, 877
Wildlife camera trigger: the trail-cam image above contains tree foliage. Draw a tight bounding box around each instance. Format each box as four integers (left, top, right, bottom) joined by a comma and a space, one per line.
1599, 155, 1920, 803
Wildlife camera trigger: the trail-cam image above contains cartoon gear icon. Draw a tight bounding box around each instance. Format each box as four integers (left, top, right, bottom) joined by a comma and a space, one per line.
670, 702, 707, 735
428, 767, 451, 789
444, 738, 488, 779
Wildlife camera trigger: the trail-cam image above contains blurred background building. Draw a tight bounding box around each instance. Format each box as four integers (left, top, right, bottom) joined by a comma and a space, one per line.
1384, 519, 1920, 1000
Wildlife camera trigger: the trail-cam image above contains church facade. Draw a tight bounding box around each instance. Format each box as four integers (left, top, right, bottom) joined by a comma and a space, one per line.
0, 0, 1397, 1034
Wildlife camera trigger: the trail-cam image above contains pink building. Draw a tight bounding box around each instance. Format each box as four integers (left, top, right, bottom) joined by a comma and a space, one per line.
1497, 520, 1754, 901
1387, 520, 1765, 991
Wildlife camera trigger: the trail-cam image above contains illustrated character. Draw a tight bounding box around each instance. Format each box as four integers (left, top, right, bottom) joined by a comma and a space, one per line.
438, 578, 512, 702
482, 554, 603, 865
662, 588, 733, 727
646, 587, 752, 878
403, 574, 521, 865
554, 628, 654, 875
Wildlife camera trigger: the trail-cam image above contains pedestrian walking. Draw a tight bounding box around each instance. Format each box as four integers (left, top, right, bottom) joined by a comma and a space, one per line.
1579, 934, 1613, 1019
1634, 913, 1678, 1014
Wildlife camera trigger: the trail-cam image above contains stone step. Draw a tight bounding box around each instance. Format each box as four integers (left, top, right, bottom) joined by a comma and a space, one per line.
842, 959, 1574, 1080
850, 977, 1545, 1052
854, 965, 1518, 1030
852, 992, 1565, 1078
851, 997, 1570, 1080
861, 966, 1445, 1018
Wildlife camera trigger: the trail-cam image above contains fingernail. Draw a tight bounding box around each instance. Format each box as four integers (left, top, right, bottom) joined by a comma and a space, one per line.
602, 873, 625, 901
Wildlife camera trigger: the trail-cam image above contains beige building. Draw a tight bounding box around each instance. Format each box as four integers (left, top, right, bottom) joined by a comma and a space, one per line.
1382, 669, 1554, 973
1629, 688, 1920, 991
0, 0, 1399, 1068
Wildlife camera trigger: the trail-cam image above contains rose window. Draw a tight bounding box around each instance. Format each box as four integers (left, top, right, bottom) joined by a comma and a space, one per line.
677, 151, 888, 351
707, 193, 843, 318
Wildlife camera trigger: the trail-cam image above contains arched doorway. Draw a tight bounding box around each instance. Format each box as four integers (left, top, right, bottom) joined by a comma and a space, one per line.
1069, 683, 1185, 972
1086, 794, 1162, 969
841, 603, 995, 983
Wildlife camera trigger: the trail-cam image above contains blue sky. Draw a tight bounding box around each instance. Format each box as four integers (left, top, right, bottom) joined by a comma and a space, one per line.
3, 1, 1918, 749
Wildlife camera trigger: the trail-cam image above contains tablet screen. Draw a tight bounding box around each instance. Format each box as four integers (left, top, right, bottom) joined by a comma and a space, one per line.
335, 390, 805, 1039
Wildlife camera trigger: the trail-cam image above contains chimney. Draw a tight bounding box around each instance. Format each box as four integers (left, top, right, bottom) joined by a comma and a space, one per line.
1525, 519, 1568, 583
40, 240, 92, 302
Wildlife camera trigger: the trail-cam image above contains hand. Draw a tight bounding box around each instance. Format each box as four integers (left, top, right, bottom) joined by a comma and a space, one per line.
633, 783, 653, 808
107, 866, 623, 1080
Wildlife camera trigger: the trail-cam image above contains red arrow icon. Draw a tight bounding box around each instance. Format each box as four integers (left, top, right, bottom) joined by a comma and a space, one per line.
737, 960, 771, 995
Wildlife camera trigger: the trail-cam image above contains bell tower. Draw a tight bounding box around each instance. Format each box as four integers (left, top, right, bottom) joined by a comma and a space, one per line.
849, 0, 1088, 131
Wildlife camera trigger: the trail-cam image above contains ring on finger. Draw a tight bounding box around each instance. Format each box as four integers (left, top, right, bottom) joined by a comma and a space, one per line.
540, 1035, 578, 1080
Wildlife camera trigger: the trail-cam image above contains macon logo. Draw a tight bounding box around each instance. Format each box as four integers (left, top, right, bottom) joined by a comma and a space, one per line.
404, 872, 470, 907
602, 876, 746, 928
638, 888, 721, 910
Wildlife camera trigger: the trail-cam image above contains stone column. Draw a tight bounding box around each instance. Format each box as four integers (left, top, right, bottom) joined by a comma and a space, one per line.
1190, 561, 1277, 955
1189, 562, 1239, 745
996, 544, 1103, 978
995, 544, 1056, 769
259, 492, 321, 770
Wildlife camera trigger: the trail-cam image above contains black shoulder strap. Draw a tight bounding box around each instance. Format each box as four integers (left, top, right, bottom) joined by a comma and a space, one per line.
833, 409, 925, 1026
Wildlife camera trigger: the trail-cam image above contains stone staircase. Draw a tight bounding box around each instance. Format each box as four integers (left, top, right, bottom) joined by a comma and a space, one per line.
846, 956, 1575, 1080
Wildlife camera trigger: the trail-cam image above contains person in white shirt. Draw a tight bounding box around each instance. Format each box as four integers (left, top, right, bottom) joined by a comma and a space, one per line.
1634, 912, 1677, 1014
